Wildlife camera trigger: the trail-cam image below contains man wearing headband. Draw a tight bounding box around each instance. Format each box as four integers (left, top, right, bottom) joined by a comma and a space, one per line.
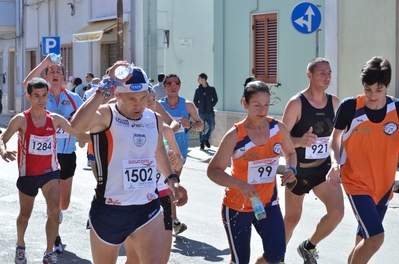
71, 62, 187, 264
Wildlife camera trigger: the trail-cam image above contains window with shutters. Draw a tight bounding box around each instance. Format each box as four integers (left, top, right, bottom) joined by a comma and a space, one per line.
29, 50, 36, 71
60, 45, 73, 80
252, 13, 277, 84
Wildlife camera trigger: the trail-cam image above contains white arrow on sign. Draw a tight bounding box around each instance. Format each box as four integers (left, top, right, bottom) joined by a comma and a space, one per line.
294, 6, 315, 32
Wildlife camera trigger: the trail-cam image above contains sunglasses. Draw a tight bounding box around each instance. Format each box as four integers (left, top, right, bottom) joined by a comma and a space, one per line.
165, 82, 180, 87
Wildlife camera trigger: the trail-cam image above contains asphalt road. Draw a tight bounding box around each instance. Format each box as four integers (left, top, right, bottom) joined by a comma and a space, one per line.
1, 132, 399, 263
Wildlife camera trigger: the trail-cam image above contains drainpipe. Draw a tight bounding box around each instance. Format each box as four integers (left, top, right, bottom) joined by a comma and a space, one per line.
55, 0, 58, 36
117, 0, 124, 60
130, 1, 136, 64
48, 1, 51, 34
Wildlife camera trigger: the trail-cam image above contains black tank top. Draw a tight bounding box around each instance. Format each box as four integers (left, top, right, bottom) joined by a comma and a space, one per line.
291, 93, 335, 174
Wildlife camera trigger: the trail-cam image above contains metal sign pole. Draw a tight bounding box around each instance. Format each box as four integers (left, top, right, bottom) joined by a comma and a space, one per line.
315, 29, 320, 57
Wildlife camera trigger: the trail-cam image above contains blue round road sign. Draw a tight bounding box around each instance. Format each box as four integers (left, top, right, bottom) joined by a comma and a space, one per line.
291, 2, 322, 34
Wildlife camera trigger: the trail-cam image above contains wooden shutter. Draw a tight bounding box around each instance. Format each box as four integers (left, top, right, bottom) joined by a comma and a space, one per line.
61, 45, 73, 81
30, 51, 36, 72
252, 13, 277, 83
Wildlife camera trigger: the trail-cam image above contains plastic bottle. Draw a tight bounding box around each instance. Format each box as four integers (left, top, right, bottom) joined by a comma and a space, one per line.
49, 53, 61, 63
163, 139, 170, 153
114, 63, 134, 79
250, 196, 266, 220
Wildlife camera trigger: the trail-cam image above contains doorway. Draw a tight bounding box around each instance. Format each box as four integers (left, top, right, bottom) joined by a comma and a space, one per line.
100, 43, 118, 77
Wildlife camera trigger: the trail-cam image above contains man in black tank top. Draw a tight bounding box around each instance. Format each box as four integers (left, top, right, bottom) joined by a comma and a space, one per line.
281, 58, 344, 264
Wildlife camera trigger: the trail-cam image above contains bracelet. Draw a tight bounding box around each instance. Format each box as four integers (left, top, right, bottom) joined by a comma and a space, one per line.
285, 165, 297, 175
164, 173, 180, 184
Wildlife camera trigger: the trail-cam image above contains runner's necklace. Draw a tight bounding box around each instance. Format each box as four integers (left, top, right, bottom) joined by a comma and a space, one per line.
166, 99, 179, 109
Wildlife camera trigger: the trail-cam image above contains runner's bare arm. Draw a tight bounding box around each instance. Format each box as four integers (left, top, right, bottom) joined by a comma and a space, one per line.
278, 121, 297, 186
52, 113, 91, 143
71, 92, 111, 133
0, 114, 25, 161
185, 101, 204, 132
207, 126, 257, 198
326, 128, 344, 188
23, 54, 53, 89
163, 124, 183, 171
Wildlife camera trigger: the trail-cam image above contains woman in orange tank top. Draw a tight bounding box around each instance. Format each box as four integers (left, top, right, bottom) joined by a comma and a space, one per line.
208, 80, 297, 264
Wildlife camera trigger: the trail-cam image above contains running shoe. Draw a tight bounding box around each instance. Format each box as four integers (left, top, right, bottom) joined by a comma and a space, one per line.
43, 252, 57, 264
173, 219, 187, 235
53, 236, 63, 254
15, 245, 27, 264
297, 240, 319, 264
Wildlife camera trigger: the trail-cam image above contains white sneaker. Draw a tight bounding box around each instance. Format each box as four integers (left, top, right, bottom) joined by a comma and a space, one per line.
15, 245, 27, 264
43, 252, 57, 264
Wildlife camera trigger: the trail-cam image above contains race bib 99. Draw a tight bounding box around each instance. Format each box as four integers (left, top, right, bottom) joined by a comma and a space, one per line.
247, 157, 279, 184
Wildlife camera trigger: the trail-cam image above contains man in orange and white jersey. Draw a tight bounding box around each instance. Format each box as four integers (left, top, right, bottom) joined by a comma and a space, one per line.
328, 56, 399, 264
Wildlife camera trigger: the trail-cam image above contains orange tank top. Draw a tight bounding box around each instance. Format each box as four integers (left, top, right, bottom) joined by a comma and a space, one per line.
340, 95, 399, 203
223, 118, 283, 212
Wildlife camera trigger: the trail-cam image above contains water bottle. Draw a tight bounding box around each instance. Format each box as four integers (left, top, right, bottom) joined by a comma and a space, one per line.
163, 139, 170, 153
114, 63, 134, 79
250, 196, 266, 220
49, 53, 61, 63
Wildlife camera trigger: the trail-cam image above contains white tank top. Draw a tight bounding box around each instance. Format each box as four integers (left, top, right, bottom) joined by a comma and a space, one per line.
92, 104, 159, 205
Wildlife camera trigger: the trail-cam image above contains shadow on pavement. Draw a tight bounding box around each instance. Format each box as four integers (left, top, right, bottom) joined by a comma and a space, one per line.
58, 250, 92, 264
202, 148, 216, 155
171, 235, 229, 262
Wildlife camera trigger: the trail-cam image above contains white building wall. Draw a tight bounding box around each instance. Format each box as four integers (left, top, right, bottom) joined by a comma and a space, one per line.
158, 0, 214, 101
336, 0, 396, 100
132, 0, 146, 69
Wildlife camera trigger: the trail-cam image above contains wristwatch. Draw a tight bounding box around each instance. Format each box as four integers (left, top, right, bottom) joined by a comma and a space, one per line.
164, 173, 180, 184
